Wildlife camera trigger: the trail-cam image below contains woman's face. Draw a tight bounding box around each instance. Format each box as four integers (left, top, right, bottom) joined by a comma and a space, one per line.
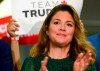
46, 11, 75, 47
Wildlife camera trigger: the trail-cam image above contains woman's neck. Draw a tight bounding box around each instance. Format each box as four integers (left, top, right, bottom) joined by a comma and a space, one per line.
48, 45, 70, 59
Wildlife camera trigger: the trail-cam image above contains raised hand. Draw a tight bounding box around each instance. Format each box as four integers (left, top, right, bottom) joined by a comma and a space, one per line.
73, 51, 92, 71
40, 57, 49, 71
7, 19, 19, 37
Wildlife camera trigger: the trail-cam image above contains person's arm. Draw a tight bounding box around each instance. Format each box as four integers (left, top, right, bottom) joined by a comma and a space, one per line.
7, 19, 21, 71
11, 37, 21, 71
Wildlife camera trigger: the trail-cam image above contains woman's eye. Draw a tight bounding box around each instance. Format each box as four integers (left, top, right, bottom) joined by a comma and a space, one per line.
54, 22, 59, 25
66, 23, 73, 27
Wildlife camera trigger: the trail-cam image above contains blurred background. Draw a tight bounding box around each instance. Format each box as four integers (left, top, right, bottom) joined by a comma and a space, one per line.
80, 0, 100, 36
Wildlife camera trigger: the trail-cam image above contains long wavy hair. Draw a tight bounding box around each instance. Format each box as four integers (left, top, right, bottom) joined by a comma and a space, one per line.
30, 4, 96, 64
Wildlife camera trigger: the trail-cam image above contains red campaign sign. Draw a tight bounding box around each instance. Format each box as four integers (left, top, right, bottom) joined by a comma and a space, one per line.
0, 16, 12, 37
0, 24, 7, 37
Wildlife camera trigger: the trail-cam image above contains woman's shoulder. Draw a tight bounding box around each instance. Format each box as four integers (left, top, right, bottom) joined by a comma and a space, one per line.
21, 55, 43, 67
21, 55, 45, 71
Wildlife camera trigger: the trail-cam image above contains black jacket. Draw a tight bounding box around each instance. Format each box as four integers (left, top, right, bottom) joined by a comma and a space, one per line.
0, 39, 13, 71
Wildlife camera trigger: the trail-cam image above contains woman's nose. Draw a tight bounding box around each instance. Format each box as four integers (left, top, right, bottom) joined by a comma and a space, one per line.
59, 24, 66, 31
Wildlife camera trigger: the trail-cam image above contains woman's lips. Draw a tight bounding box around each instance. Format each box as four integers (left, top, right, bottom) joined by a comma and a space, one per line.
56, 33, 66, 37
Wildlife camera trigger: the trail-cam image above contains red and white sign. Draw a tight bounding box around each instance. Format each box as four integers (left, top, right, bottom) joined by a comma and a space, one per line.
0, 0, 12, 37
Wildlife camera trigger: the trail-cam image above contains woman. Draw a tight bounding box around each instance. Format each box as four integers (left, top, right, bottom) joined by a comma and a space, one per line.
7, 4, 97, 71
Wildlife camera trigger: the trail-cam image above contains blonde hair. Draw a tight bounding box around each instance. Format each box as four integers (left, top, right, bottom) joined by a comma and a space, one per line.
30, 4, 96, 64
